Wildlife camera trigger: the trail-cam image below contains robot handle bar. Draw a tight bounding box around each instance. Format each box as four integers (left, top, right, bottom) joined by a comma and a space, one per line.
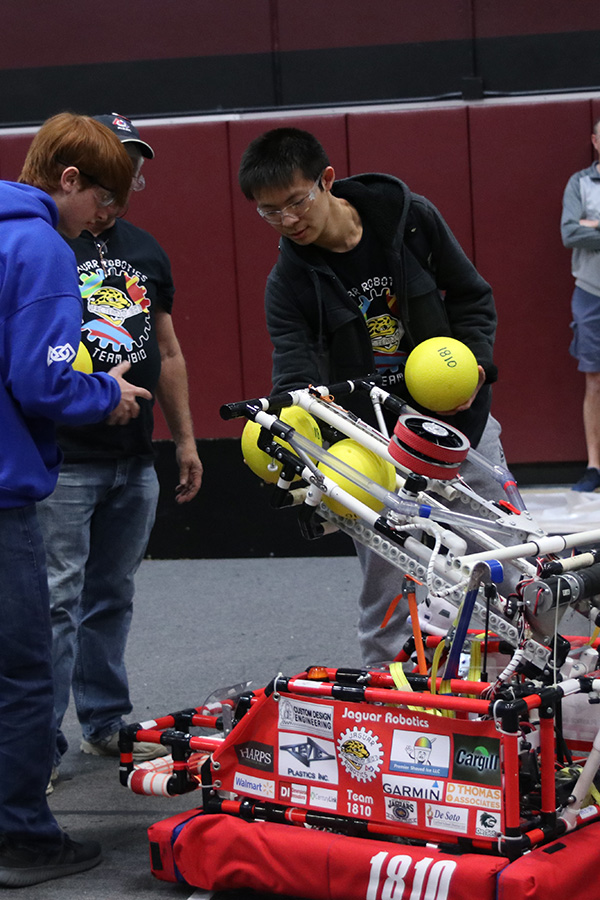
219, 377, 399, 421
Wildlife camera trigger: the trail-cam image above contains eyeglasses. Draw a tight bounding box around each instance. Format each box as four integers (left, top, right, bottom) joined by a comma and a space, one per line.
58, 160, 116, 207
77, 169, 117, 207
257, 173, 323, 225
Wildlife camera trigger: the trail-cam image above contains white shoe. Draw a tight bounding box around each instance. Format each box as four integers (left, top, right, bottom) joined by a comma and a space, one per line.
45, 766, 60, 796
80, 731, 168, 761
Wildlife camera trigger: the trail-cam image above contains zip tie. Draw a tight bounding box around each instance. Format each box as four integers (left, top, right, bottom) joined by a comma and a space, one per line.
308, 384, 334, 402
492, 699, 520, 736
272, 672, 285, 701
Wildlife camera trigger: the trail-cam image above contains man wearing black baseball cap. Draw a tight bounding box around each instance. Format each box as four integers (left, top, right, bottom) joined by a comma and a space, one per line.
93, 112, 155, 159
38, 114, 203, 783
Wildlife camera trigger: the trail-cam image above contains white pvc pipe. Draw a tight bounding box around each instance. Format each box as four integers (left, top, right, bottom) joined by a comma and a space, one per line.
560, 724, 600, 829
453, 529, 600, 575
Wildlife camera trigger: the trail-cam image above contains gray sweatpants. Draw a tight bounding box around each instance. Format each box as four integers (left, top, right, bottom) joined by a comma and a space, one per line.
354, 414, 510, 665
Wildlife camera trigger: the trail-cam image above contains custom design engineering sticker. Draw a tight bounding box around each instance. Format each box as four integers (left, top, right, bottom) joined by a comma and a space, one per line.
278, 698, 334, 737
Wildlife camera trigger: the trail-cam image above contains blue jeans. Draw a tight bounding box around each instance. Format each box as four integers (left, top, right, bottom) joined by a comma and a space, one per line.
37, 459, 159, 763
0, 505, 63, 844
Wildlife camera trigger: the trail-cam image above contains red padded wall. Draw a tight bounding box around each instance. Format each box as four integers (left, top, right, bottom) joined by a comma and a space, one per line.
115, 121, 242, 439
347, 105, 473, 256
469, 98, 593, 463
0, 133, 35, 180
2, 0, 273, 69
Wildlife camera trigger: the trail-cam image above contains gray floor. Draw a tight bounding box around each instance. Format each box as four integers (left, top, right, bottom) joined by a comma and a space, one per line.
5, 486, 598, 899
9, 557, 363, 900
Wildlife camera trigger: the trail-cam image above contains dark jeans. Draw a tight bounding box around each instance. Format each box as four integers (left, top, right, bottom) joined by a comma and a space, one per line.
0, 505, 62, 846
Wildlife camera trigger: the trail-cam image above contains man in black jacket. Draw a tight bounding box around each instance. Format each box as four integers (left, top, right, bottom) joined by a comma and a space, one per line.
239, 127, 506, 664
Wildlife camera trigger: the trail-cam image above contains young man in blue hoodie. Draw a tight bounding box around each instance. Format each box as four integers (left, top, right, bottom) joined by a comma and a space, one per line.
0, 112, 151, 887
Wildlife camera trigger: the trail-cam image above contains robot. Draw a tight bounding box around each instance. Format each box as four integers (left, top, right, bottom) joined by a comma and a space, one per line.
119, 380, 600, 899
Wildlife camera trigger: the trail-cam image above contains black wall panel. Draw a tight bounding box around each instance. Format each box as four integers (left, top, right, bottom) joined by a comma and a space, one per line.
2, 23, 600, 125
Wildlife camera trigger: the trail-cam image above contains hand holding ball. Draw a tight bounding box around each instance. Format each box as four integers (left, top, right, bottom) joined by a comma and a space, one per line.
404, 337, 479, 413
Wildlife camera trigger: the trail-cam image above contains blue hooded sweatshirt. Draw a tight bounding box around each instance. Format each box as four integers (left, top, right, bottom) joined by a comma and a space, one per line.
0, 181, 121, 508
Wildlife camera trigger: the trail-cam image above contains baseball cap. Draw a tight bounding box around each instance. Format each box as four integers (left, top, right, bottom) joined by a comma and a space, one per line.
93, 113, 154, 159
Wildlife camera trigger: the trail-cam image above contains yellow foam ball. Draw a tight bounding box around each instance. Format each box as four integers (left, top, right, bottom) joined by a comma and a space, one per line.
241, 406, 322, 483
319, 439, 396, 519
72, 342, 93, 374
404, 337, 479, 412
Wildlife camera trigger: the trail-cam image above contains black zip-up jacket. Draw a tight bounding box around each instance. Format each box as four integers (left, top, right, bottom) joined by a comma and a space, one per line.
265, 173, 497, 446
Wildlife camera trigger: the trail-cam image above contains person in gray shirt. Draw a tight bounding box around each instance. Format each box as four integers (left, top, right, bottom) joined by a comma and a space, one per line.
561, 116, 600, 492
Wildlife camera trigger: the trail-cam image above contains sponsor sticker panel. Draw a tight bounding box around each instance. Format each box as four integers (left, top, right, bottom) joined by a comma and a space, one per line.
424, 803, 470, 834
278, 732, 339, 784
278, 697, 334, 737
218, 694, 507, 844
451, 735, 501, 787
389, 730, 451, 778
233, 771, 275, 800
234, 740, 274, 773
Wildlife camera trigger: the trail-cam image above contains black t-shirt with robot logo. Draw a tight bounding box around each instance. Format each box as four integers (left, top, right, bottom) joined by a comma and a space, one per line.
57, 218, 174, 460
320, 223, 409, 390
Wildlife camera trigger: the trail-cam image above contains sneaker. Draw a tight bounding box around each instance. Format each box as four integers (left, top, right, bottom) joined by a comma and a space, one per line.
572, 467, 600, 492
80, 731, 168, 761
0, 834, 101, 887
45, 766, 60, 796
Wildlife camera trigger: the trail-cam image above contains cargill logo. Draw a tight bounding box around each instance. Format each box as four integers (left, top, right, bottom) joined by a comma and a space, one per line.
451, 736, 501, 786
